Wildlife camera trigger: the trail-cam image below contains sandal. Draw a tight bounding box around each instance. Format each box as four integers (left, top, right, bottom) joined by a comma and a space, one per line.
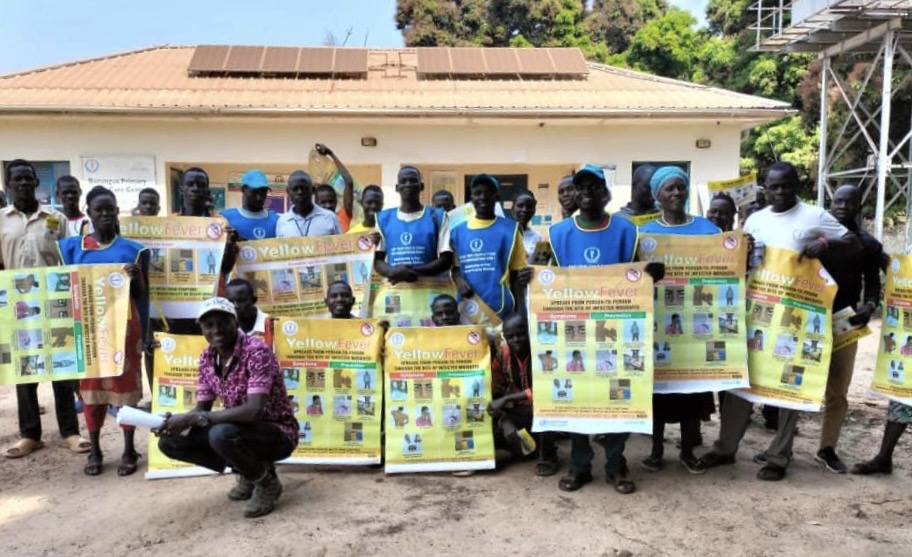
606, 469, 636, 494
4, 438, 44, 459
535, 458, 559, 477
117, 450, 141, 477
850, 458, 892, 476
558, 471, 593, 492
757, 464, 786, 481
84, 453, 103, 476
60, 435, 92, 454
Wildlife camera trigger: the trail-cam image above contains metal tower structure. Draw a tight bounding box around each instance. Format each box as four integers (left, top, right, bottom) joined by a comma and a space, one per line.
752, 0, 912, 242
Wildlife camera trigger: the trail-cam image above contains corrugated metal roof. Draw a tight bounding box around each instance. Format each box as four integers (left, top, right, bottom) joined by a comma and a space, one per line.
0, 46, 793, 119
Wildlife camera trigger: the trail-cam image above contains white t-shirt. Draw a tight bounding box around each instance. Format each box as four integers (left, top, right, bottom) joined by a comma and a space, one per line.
743, 202, 848, 251
522, 227, 543, 258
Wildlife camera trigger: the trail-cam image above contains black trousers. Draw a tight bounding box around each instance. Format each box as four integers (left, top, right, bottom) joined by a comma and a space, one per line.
17, 380, 80, 441
494, 405, 556, 461
158, 422, 294, 479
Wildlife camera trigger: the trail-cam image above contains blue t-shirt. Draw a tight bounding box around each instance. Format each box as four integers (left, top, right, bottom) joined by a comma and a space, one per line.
220, 208, 279, 240
548, 215, 638, 267
639, 215, 720, 236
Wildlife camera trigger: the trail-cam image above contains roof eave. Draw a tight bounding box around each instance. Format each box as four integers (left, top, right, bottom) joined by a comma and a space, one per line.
0, 105, 795, 122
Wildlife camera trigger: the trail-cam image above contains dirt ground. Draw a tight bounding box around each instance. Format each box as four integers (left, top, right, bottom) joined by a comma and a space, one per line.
1, 321, 910, 557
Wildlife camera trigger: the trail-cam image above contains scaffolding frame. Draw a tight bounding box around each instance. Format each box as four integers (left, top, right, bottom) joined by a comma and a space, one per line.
752, 1, 912, 242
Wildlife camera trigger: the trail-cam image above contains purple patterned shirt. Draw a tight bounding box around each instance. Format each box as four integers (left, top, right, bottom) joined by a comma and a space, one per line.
196, 331, 299, 447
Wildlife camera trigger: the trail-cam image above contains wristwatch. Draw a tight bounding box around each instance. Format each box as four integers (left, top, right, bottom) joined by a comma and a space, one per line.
196, 412, 210, 428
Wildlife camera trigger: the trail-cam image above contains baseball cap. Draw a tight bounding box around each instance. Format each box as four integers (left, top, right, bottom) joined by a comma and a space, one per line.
572, 164, 607, 186
241, 169, 270, 190
197, 297, 237, 321
469, 173, 500, 191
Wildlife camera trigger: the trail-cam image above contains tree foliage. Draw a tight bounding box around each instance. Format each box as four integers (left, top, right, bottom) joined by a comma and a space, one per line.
395, 0, 909, 208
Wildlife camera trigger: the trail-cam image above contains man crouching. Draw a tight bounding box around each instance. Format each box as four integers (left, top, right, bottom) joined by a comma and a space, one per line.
157, 297, 298, 518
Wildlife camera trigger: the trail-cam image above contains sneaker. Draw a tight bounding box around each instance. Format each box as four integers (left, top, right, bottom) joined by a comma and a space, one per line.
753, 451, 767, 464
227, 475, 255, 501
244, 467, 283, 518
641, 454, 664, 472
680, 455, 707, 475
815, 447, 847, 474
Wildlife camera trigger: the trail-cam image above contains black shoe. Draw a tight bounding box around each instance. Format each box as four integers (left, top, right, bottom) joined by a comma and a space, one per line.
680, 455, 707, 475
244, 466, 283, 518
757, 464, 786, 481
815, 447, 847, 474
698, 451, 735, 469
753, 451, 767, 464
227, 474, 255, 501
850, 458, 893, 475
641, 454, 664, 472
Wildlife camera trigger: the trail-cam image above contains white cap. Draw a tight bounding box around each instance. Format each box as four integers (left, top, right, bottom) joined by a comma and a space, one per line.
197, 297, 237, 321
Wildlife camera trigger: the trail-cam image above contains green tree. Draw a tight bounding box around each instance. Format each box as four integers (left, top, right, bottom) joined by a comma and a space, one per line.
625, 8, 702, 80
586, 0, 667, 54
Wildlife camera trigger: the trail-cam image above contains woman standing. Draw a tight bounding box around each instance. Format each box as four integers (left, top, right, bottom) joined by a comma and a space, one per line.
511, 191, 543, 259
58, 186, 149, 476
706, 192, 736, 232
639, 167, 720, 474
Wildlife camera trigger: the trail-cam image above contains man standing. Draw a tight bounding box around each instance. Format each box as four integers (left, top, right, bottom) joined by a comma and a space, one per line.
56, 175, 90, 236
547, 163, 657, 494
451, 174, 530, 319
225, 278, 270, 338
220, 170, 279, 241
432, 190, 456, 213
1, 160, 89, 459
157, 297, 297, 518
556, 175, 577, 220
614, 165, 658, 225
699, 162, 862, 481
375, 166, 452, 283
132, 188, 161, 216
276, 171, 341, 238
814, 184, 882, 473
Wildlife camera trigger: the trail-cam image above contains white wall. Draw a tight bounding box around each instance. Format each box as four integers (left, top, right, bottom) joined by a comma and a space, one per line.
0, 115, 743, 213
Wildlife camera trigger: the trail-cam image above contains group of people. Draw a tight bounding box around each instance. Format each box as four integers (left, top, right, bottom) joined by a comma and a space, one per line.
2, 148, 907, 519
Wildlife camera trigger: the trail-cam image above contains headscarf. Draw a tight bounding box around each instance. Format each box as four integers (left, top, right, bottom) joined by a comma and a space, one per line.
649, 166, 690, 204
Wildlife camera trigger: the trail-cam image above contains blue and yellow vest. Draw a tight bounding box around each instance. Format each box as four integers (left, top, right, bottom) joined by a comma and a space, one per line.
451, 217, 518, 316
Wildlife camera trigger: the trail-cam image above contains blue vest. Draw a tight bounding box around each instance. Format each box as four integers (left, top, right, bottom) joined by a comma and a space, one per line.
548, 216, 638, 267
377, 207, 442, 267
451, 217, 518, 316
220, 208, 279, 241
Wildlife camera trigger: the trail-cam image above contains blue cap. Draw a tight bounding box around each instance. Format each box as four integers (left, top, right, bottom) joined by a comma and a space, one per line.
572, 164, 606, 186
469, 173, 500, 190
241, 169, 270, 190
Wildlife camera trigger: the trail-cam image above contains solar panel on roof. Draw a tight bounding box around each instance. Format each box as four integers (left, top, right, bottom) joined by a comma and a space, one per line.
333, 49, 369, 74
297, 48, 334, 73
450, 48, 486, 74
416, 48, 452, 75
515, 49, 555, 74
262, 47, 300, 73
484, 49, 521, 74
224, 46, 266, 71
548, 48, 589, 75
188, 45, 230, 73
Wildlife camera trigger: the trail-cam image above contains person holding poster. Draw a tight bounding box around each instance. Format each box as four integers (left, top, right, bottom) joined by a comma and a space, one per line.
156, 297, 297, 518
312, 143, 355, 232
512, 191, 543, 259
547, 163, 662, 494
225, 278, 269, 338
375, 166, 453, 283
700, 162, 861, 481
639, 167, 720, 474
451, 174, 530, 319
1, 159, 89, 460
489, 312, 558, 475
614, 164, 660, 226
220, 170, 279, 241
276, 170, 341, 238
58, 185, 149, 476
811, 185, 882, 473
346, 185, 384, 239
325, 280, 356, 319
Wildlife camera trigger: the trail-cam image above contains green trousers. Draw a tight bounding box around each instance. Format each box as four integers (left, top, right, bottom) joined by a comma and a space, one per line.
569, 432, 630, 475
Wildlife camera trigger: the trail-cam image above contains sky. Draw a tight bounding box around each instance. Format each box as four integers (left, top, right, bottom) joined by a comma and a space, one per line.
0, 0, 708, 75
